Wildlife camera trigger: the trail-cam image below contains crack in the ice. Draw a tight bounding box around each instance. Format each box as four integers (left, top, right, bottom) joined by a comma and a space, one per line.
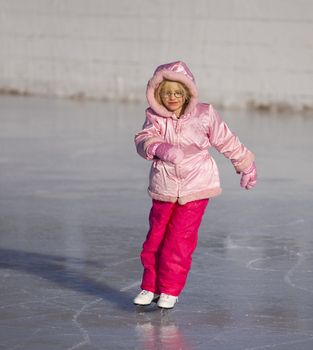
119, 280, 141, 292
246, 254, 290, 272
0, 295, 64, 310
284, 251, 313, 294
66, 298, 102, 350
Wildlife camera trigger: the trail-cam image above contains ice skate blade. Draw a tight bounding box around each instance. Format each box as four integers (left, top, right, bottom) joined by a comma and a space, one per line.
133, 302, 149, 306
157, 305, 174, 310
133, 297, 159, 306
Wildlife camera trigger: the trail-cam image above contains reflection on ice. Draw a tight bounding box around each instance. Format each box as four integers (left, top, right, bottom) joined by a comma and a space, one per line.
135, 313, 192, 350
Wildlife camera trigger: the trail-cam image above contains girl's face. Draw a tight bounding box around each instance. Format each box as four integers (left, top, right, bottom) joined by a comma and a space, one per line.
160, 81, 186, 116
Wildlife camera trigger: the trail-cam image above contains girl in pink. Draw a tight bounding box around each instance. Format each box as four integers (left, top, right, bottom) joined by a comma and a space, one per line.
134, 61, 257, 309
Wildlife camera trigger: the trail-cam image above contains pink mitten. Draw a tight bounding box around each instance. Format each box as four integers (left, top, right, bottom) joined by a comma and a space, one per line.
147, 142, 184, 164
240, 162, 257, 190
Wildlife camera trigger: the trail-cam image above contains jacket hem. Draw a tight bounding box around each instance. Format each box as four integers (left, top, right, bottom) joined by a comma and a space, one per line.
147, 188, 222, 205
147, 190, 178, 203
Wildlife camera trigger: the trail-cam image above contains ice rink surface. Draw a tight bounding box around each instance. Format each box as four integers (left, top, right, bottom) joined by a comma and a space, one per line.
0, 96, 313, 349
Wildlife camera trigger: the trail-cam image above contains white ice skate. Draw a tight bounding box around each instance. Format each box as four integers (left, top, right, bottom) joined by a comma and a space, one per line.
157, 293, 178, 309
133, 290, 160, 306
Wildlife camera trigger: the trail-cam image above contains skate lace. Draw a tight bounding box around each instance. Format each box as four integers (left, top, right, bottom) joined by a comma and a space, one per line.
141, 290, 150, 295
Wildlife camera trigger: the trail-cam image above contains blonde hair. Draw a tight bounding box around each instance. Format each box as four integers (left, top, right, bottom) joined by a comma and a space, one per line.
155, 80, 191, 107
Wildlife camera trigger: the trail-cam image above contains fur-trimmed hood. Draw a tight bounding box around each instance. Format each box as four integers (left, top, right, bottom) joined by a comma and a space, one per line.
146, 61, 198, 117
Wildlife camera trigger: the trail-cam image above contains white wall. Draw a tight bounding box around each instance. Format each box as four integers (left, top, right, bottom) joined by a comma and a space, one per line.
0, 0, 312, 110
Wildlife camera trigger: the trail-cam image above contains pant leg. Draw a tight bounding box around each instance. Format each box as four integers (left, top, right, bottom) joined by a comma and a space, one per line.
158, 199, 209, 296
140, 200, 176, 294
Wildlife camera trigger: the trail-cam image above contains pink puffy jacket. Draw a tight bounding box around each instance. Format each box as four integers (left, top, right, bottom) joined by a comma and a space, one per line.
135, 61, 255, 205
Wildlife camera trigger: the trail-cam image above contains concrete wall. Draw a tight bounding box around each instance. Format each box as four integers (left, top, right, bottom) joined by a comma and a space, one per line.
0, 0, 312, 110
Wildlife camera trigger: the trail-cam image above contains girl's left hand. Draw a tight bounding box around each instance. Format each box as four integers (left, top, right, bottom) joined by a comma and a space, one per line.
240, 162, 257, 190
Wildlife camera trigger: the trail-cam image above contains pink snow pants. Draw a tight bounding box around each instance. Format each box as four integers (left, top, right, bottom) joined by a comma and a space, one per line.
140, 198, 209, 296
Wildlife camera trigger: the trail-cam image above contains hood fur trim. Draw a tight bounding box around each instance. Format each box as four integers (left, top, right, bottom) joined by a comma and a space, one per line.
146, 61, 198, 117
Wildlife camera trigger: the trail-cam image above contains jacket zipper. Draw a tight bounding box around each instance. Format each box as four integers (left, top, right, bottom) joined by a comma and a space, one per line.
175, 118, 182, 198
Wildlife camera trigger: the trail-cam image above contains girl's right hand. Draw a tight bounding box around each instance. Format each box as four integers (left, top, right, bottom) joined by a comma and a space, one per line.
148, 142, 184, 164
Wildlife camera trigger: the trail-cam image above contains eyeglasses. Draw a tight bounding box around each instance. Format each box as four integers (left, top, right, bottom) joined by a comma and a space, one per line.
161, 91, 184, 99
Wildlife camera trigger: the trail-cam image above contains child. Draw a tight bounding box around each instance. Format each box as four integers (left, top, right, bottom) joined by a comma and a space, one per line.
134, 61, 257, 309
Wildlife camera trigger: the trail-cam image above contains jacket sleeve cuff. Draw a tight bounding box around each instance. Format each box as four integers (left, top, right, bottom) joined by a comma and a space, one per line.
232, 152, 255, 173
143, 137, 165, 160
